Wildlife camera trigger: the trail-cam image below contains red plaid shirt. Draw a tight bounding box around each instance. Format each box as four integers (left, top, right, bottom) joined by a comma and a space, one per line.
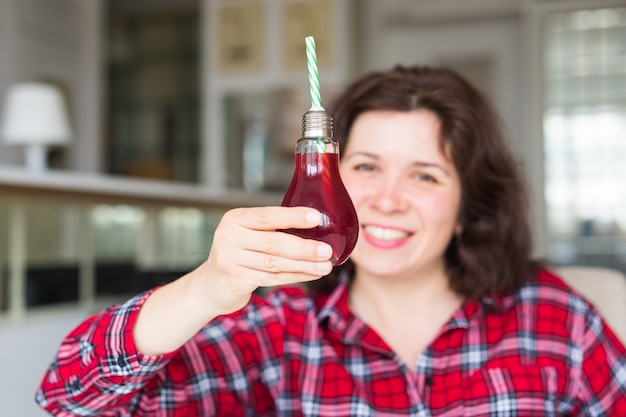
37, 269, 626, 416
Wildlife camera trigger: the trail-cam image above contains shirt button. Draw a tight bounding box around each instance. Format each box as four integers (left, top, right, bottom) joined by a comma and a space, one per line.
117, 356, 127, 367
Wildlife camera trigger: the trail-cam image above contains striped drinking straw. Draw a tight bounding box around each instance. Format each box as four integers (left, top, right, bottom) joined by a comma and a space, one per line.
305, 36, 324, 111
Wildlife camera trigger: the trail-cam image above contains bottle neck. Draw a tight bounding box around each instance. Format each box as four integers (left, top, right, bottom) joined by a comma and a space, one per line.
295, 137, 338, 154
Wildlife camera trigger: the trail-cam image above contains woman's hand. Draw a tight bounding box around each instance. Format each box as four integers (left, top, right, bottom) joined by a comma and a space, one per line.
192, 206, 334, 316
134, 206, 333, 355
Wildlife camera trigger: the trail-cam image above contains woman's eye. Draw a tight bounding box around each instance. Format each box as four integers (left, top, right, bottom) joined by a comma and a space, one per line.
416, 173, 437, 183
354, 163, 375, 172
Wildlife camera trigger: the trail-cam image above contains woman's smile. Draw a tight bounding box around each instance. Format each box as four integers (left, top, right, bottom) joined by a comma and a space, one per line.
362, 224, 413, 248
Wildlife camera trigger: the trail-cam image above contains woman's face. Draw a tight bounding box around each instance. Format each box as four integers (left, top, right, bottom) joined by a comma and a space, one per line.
340, 109, 462, 280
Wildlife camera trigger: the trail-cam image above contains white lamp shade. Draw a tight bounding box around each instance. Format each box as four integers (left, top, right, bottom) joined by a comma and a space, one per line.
0, 82, 72, 146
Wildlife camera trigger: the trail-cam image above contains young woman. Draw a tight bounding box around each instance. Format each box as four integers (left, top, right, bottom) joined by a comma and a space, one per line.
37, 66, 626, 416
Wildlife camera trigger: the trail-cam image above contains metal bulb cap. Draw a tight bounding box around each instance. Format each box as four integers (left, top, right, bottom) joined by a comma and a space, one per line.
302, 109, 333, 138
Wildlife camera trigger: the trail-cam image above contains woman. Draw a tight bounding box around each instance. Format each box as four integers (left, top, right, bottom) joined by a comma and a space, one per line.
37, 66, 626, 416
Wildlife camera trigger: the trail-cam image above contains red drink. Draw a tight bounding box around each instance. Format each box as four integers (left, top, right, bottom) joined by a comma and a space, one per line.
281, 151, 359, 265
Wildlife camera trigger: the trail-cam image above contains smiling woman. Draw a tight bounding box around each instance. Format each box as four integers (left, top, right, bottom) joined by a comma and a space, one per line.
36, 66, 626, 416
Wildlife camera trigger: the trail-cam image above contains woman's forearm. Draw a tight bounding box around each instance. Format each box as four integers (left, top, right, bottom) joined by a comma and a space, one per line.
133, 270, 224, 356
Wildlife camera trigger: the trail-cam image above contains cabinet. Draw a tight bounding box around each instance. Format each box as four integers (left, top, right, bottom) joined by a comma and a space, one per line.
202, 0, 356, 190
106, 8, 200, 182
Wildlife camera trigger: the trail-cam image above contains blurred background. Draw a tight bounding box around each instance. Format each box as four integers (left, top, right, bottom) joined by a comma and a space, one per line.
0, 0, 624, 415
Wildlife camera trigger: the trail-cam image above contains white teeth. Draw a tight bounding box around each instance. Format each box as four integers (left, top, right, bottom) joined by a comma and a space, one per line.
364, 226, 408, 241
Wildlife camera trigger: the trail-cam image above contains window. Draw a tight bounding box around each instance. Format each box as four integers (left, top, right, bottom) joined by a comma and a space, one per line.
543, 7, 626, 273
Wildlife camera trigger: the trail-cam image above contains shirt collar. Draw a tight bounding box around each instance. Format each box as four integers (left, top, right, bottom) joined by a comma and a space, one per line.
317, 271, 392, 350
317, 269, 352, 332
316, 269, 512, 334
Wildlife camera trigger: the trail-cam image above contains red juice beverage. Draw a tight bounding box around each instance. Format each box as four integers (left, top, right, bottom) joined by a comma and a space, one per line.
281, 139, 359, 265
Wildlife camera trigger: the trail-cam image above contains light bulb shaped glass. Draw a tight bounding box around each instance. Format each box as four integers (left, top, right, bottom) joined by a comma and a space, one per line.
281, 111, 359, 265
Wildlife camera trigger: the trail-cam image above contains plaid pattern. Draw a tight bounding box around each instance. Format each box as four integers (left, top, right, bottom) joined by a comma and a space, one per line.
36, 269, 626, 416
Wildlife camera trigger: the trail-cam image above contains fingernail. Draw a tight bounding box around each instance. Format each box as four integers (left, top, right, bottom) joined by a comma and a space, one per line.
305, 211, 321, 225
317, 244, 332, 258
317, 261, 331, 271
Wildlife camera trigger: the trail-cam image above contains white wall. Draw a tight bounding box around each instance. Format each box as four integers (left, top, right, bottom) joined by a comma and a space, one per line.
0, 309, 90, 416
0, 0, 23, 165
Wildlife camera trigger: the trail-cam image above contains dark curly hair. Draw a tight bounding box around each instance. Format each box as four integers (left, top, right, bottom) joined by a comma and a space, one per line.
309, 65, 541, 300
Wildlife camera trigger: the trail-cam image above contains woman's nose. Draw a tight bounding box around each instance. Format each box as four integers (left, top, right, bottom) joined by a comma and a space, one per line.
370, 178, 407, 213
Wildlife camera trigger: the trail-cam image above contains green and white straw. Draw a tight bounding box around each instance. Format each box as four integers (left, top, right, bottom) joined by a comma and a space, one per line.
305, 36, 324, 111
